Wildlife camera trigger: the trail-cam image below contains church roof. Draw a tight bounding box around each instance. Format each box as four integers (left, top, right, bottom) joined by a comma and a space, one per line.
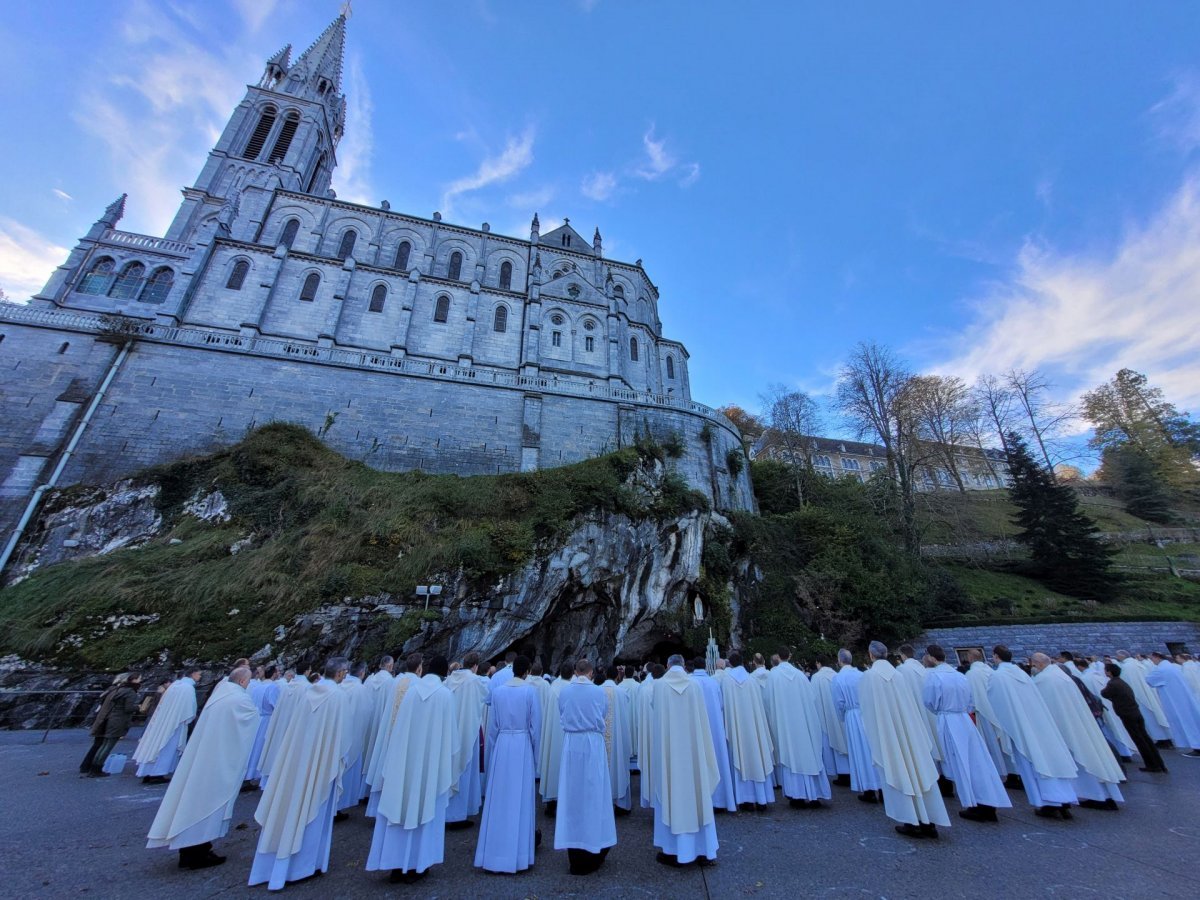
295, 13, 346, 92
540, 219, 596, 256
266, 44, 292, 69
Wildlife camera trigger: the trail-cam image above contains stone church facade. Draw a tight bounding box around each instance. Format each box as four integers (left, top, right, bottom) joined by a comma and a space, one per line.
0, 14, 753, 547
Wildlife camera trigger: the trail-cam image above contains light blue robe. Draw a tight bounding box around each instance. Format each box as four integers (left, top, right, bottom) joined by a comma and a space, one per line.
692, 671, 737, 812
831, 666, 881, 792
475, 680, 541, 873
922, 664, 1010, 809
554, 680, 616, 853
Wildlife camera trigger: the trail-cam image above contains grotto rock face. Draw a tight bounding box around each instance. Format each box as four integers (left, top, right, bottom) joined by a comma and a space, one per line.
6, 480, 162, 584
421, 509, 714, 669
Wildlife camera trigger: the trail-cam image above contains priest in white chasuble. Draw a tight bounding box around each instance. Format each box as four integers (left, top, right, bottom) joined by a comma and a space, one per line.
555, 659, 617, 875
920, 646, 1011, 823
364, 652, 421, 818
721, 650, 776, 809
445, 651, 490, 828
832, 649, 883, 801
146, 666, 259, 870
858, 642, 950, 839
596, 664, 633, 813
1031, 653, 1125, 809
1117, 651, 1172, 743
255, 670, 308, 792
811, 660, 851, 786
134, 669, 200, 784
358, 656, 394, 802
366, 655, 457, 884
528, 659, 551, 717
249, 657, 350, 890
336, 661, 373, 815
895, 644, 943, 766
539, 661, 572, 813
964, 650, 1012, 781
986, 645, 1079, 819
636, 665, 658, 806
763, 647, 831, 808
1146, 652, 1200, 753
691, 657, 737, 813
475, 655, 542, 874
652, 655, 719, 867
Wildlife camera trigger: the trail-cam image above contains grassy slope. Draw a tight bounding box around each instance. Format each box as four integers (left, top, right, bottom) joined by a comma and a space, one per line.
917, 489, 1200, 625
0, 424, 706, 670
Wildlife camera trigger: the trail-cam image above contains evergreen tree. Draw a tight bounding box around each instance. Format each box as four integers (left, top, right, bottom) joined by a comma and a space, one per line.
1100, 445, 1174, 523
1005, 432, 1115, 597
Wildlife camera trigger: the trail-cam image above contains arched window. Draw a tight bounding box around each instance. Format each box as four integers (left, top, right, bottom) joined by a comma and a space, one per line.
585, 336, 594, 352
666, 355, 675, 379
305, 152, 326, 193
336, 229, 357, 261
109, 261, 145, 300
613, 284, 625, 301
368, 284, 387, 313
433, 295, 450, 323
493, 305, 508, 333
267, 111, 300, 164
140, 267, 174, 304
447, 251, 463, 281
394, 241, 411, 270
242, 106, 276, 160
226, 260, 250, 290
550, 313, 565, 326
629, 336, 638, 362
78, 256, 115, 295
279, 218, 300, 249
561, 234, 571, 247
551, 331, 562, 347
300, 272, 320, 302
499, 260, 512, 290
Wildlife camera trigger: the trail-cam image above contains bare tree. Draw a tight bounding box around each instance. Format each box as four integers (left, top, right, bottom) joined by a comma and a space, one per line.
1005, 368, 1076, 477
836, 342, 923, 554
760, 384, 822, 505
906, 374, 974, 492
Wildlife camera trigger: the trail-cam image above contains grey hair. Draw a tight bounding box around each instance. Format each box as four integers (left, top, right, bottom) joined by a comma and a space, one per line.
324, 656, 350, 679
667, 654, 685, 668
351, 660, 368, 678
1115, 650, 1129, 660
229, 666, 252, 686
837, 648, 854, 666
868, 641, 888, 659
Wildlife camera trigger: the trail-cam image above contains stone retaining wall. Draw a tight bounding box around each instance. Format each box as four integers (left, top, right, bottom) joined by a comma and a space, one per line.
912, 621, 1200, 662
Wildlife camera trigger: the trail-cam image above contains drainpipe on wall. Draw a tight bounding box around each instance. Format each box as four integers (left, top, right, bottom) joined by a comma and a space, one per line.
0, 340, 133, 577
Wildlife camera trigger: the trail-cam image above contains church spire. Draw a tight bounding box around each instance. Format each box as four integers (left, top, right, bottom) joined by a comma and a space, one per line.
100, 194, 127, 228
293, 12, 347, 96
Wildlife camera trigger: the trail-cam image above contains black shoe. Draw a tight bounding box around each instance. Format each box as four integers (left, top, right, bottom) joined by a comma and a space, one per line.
937, 776, 955, 798
696, 856, 716, 867
834, 774, 852, 787
389, 869, 427, 884
1003, 773, 1023, 790
858, 790, 880, 804
754, 802, 768, 812
920, 824, 939, 839
1138, 766, 1167, 773
240, 780, 258, 793
789, 798, 810, 809
544, 800, 557, 817
614, 804, 631, 817
894, 823, 929, 839
535, 828, 542, 848
1034, 806, 1059, 819
1155, 740, 1174, 748
445, 819, 475, 830
1079, 798, 1119, 811
142, 775, 169, 785
87, 770, 110, 778
1184, 750, 1200, 758
1059, 805, 1074, 820
334, 811, 349, 822
655, 851, 683, 868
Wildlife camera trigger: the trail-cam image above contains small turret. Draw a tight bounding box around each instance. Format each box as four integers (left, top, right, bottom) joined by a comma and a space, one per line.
593, 227, 602, 256
99, 194, 127, 229
260, 44, 291, 88
530, 212, 540, 244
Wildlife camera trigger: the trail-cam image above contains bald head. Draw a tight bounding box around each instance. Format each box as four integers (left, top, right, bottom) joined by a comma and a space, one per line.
1030, 652, 1052, 672
229, 666, 252, 687
966, 649, 984, 663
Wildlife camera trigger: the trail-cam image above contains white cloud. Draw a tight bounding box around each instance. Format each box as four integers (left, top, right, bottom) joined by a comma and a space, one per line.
231, 0, 279, 33
1150, 70, 1200, 153
441, 127, 536, 216
0, 218, 69, 302
332, 53, 375, 205
507, 186, 554, 211
929, 172, 1200, 415
679, 162, 701, 188
580, 171, 617, 202
635, 127, 676, 181
51, 188, 73, 202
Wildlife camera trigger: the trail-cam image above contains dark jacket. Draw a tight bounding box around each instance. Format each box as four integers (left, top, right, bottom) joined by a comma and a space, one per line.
1100, 675, 1142, 722
89, 684, 140, 739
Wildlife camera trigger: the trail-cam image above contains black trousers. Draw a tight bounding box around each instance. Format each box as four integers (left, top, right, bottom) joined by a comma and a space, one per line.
1118, 710, 1166, 771
80, 736, 105, 773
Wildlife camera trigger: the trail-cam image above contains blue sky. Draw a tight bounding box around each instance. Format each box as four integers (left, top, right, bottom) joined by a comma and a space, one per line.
2, 1, 1199, 458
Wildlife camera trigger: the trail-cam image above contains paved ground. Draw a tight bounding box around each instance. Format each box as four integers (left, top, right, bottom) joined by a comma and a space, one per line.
1, 728, 1197, 899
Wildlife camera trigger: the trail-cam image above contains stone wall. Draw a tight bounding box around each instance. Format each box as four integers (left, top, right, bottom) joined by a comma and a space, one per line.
913, 621, 1200, 662
0, 311, 754, 540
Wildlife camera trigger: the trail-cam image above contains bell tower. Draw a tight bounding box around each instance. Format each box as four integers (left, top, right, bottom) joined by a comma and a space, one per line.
164, 13, 348, 243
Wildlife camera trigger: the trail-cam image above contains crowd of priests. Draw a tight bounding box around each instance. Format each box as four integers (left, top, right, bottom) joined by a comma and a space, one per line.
120, 641, 1200, 888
